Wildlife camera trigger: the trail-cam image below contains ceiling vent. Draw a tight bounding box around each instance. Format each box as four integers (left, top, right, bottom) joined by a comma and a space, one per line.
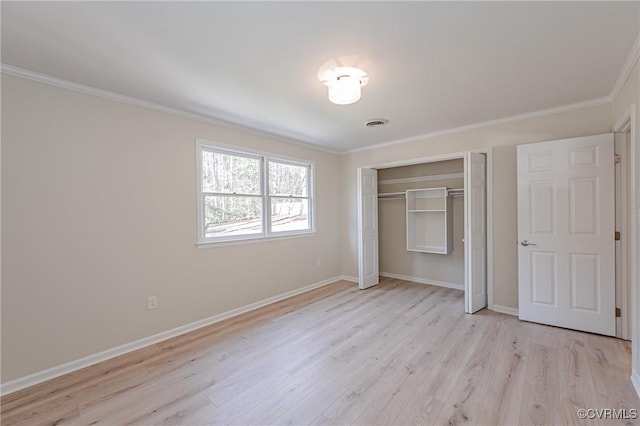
365, 119, 388, 128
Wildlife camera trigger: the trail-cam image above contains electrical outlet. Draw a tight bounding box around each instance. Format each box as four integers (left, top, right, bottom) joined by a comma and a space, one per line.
316, 258, 321, 267
148, 296, 158, 310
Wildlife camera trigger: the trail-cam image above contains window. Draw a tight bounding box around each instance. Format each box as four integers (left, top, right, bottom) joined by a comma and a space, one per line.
197, 140, 314, 244
269, 159, 311, 233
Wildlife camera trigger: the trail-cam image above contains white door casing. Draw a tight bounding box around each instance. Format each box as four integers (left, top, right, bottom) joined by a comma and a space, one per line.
614, 131, 630, 339
517, 134, 615, 336
465, 152, 488, 313
357, 167, 379, 289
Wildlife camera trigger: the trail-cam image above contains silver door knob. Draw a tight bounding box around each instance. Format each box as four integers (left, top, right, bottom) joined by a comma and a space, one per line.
520, 240, 537, 246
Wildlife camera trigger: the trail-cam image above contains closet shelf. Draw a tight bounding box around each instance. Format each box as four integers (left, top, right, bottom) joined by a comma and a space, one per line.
406, 187, 452, 254
407, 245, 448, 254
378, 188, 463, 199
378, 172, 464, 186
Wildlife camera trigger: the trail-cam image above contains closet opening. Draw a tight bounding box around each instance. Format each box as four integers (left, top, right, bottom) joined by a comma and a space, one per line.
357, 149, 493, 314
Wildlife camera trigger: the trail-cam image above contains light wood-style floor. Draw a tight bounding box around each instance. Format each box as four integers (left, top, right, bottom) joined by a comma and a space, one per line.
2, 278, 639, 426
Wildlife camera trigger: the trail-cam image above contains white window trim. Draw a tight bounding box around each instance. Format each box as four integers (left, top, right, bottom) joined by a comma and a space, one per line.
196, 138, 316, 247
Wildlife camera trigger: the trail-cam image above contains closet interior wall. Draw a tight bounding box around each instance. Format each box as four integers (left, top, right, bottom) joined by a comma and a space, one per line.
377, 159, 465, 289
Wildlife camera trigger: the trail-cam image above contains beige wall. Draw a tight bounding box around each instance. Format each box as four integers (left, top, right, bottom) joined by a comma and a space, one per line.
341, 103, 613, 309
1, 74, 343, 382
2, 59, 637, 387
378, 160, 464, 286
611, 56, 640, 382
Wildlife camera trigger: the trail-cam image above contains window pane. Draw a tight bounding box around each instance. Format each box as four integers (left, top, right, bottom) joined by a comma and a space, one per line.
202, 151, 260, 194
271, 198, 309, 233
204, 195, 262, 237
269, 161, 308, 196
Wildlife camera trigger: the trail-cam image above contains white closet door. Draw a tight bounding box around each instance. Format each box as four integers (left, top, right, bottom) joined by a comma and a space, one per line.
517, 134, 615, 336
357, 167, 379, 289
465, 152, 487, 313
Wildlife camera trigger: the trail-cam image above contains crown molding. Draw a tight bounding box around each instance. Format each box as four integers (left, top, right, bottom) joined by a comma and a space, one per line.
0, 64, 340, 156
610, 33, 640, 101
344, 32, 640, 156
343, 96, 612, 155
1, 62, 623, 157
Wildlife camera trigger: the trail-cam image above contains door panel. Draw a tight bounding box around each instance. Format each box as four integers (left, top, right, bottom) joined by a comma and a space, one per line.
358, 168, 379, 289
569, 177, 599, 234
569, 253, 599, 311
530, 251, 556, 306
517, 133, 615, 336
465, 152, 487, 313
529, 181, 555, 234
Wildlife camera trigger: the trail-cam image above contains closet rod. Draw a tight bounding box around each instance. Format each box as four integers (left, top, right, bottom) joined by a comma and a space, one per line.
378, 192, 405, 199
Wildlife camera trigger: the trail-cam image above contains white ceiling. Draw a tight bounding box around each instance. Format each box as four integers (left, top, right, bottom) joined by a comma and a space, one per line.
2, 1, 639, 152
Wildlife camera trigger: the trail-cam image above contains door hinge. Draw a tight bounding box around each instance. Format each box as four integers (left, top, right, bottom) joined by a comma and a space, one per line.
616, 307, 621, 317
615, 231, 621, 241
615, 153, 621, 164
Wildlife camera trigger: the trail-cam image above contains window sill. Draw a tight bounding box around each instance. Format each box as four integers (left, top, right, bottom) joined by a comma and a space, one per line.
196, 231, 317, 249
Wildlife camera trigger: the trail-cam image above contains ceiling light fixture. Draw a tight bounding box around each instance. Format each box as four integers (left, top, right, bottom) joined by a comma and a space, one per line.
320, 66, 368, 105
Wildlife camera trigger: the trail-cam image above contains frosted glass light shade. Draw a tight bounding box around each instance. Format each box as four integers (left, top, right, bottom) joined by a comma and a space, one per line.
328, 75, 361, 105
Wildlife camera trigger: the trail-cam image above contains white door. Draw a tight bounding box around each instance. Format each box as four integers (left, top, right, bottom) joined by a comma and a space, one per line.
517, 134, 615, 336
465, 153, 487, 313
357, 168, 379, 289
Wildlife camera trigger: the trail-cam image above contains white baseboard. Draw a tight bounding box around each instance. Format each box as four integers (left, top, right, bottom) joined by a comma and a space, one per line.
490, 304, 519, 316
0, 275, 344, 396
340, 275, 358, 283
379, 272, 464, 291
632, 369, 640, 400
